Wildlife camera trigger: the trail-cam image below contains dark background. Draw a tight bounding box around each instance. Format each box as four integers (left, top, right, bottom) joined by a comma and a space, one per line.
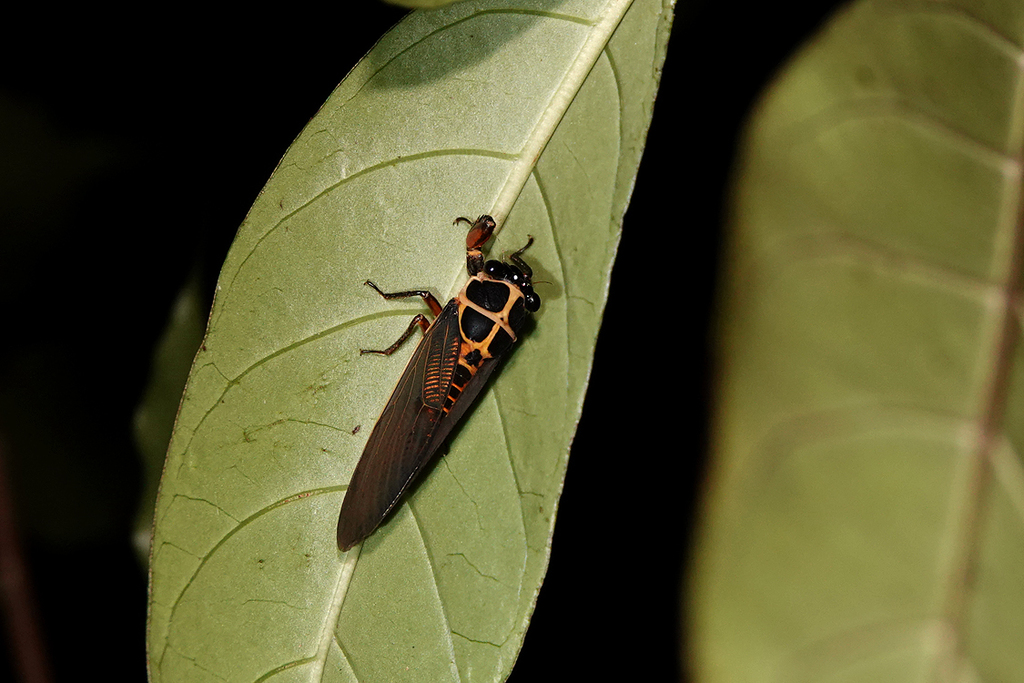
0, 2, 843, 681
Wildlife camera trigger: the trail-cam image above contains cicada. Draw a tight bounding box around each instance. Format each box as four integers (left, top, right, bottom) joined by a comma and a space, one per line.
337, 215, 541, 551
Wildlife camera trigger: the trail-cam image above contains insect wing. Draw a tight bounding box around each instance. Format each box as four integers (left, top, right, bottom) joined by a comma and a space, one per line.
337, 301, 462, 550
428, 352, 503, 450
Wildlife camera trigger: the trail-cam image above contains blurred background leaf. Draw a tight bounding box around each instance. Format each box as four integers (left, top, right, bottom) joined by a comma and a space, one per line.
132, 270, 206, 564
689, 0, 1024, 681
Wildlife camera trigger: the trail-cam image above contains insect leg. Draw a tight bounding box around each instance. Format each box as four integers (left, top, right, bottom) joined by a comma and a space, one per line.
455, 215, 496, 276
508, 235, 535, 279
364, 280, 442, 316
360, 314, 431, 356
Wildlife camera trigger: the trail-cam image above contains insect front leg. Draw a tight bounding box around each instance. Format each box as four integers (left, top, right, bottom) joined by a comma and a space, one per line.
455, 215, 496, 276
508, 236, 535, 278
359, 280, 441, 356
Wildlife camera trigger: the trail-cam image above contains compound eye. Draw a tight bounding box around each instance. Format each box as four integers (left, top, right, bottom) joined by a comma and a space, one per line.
484, 260, 507, 279
524, 291, 541, 312
505, 265, 524, 285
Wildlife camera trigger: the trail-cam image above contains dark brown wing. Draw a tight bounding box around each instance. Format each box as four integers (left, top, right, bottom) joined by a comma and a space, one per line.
337, 300, 463, 551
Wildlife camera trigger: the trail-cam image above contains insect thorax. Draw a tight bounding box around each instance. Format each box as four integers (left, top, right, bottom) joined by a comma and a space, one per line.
457, 275, 529, 361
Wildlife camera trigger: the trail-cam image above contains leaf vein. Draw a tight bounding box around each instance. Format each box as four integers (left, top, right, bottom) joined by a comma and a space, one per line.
164, 487, 342, 636
408, 504, 463, 683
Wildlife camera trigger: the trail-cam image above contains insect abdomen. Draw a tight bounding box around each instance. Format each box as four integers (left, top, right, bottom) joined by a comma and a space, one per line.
442, 362, 476, 415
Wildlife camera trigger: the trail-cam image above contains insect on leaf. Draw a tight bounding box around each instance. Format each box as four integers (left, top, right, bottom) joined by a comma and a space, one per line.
147, 1, 674, 682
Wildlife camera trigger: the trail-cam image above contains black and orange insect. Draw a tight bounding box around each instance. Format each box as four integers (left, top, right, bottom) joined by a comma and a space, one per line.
336, 215, 541, 551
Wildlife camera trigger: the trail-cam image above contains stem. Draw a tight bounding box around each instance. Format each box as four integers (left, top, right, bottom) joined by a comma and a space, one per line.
0, 438, 53, 683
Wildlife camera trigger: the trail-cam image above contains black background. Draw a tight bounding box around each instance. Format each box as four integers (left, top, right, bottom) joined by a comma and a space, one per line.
0, 2, 843, 681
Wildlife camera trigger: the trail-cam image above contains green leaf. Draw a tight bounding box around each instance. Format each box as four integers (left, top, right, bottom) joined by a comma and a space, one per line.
689, 1, 1024, 681
147, 1, 673, 681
